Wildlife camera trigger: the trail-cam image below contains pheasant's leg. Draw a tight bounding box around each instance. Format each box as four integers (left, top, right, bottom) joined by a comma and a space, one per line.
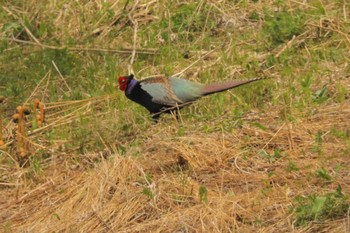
152, 113, 160, 123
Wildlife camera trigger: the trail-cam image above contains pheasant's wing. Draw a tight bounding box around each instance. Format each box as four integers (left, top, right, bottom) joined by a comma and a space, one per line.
140, 76, 182, 106
140, 76, 203, 106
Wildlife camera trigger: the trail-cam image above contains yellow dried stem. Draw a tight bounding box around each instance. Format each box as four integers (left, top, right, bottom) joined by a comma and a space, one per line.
0, 121, 4, 150
33, 98, 40, 127
12, 113, 21, 149
0, 118, 4, 150
0, 117, 2, 140
39, 102, 45, 125
0, 140, 5, 150
0, 99, 5, 150
17, 107, 24, 156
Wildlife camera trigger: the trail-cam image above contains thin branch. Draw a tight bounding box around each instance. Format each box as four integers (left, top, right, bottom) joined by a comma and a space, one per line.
22, 22, 42, 45
343, 1, 347, 22
234, 156, 251, 174
1, 37, 158, 55
172, 49, 216, 77
275, 35, 296, 58
262, 123, 286, 150
128, 0, 140, 74
51, 60, 73, 94
23, 71, 50, 104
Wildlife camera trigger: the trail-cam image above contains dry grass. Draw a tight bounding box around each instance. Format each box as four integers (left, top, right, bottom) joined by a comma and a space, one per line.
1, 0, 350, 232
1, 96, 350, 232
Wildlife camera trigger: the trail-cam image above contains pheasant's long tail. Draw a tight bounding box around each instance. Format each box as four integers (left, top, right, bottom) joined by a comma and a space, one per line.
202, 77, 267, 96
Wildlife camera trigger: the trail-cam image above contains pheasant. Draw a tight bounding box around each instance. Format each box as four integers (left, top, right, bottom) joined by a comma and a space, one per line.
118, 74, 265, 122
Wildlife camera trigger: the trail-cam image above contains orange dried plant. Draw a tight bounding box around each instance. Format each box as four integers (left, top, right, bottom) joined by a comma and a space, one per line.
34, 98, 45, 127
13, 106, 30, 158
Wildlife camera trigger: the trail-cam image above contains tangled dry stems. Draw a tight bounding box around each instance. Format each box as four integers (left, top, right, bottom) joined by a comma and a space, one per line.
1, 95, 350, 232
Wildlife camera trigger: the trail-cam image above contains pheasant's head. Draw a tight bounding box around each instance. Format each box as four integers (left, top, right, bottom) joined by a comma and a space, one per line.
118, 74, 134, 91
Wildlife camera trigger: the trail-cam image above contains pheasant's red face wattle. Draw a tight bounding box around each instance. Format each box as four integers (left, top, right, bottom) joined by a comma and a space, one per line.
118, 76, 128, 91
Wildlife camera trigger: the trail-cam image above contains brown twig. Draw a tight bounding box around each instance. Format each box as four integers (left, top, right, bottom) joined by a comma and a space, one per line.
23, 71, 50, 105
262, 123, 286, 150
171, 49, 216, 77
1, 37, 158, 55
275, 35, 297, 58
51, 60, 73, 94
128, 0, 140, 74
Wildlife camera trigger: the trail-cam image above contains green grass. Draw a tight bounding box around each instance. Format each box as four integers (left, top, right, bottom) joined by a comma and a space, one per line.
263, 9, 306, 48
292, 185, 349, 226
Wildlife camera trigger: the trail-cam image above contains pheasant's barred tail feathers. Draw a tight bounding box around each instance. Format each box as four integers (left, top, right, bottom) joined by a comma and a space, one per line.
202, 77, 267, 96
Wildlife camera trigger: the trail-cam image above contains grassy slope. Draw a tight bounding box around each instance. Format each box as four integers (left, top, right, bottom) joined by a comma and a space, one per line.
0, 0, 350, 232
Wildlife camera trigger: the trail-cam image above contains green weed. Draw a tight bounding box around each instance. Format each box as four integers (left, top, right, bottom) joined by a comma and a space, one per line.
312, 130, 323, 154
334, 84, 347, 103
330, 128, 349, 140
258, 149, 286, 163
315, 168, 332, 181
142, 187, 154, 199
292, 185, 349, 226
199, 185, 208, 204
145, 172, 153, 184
312, 86, 329, 104
263, 10, 305, 48
286, 161, 299, 172
30, 155, 42, 174
2, 221, 13, 233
